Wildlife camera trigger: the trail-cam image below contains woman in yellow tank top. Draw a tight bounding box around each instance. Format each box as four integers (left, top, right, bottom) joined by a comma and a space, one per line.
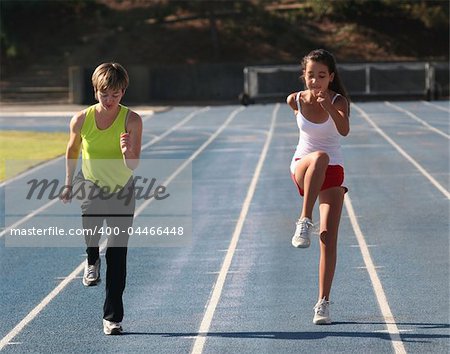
60, 63, 142, 335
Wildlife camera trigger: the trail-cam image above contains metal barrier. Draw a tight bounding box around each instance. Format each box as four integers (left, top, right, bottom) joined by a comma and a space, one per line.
240, 62, 449, 104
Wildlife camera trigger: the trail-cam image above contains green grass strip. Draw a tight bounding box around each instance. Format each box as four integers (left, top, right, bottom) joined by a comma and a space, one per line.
0, 130, 67, 181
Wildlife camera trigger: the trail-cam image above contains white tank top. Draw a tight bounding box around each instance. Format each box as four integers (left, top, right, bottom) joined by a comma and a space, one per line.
290, 92, 344, 174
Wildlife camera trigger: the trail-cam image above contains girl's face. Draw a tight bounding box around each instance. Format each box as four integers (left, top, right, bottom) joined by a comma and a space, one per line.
303, 60, 334, 97
96, 88, 124, 111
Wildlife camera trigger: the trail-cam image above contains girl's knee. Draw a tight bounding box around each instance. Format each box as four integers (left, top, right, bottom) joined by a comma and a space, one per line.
310, 151, 329, 170
319, 231, 338, 248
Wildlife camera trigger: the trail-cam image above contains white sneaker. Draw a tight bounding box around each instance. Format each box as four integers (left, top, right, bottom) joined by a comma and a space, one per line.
313, 297, 331, 325
103, 319, 123, 335
82, 259, 100, 286
291, 217, 313, 248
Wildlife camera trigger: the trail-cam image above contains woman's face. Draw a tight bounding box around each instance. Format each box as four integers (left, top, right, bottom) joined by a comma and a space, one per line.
303, 60, 334, 97
96, 88, 124, 110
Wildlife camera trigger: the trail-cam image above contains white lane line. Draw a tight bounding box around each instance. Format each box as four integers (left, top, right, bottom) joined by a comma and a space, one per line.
352, 104, 450, 200
135, 106, 241, 216
373, 329, 413, 333
385, 101, 449, 139
0, 157, 64, 189
421, 100, 450, 113
0, 106, 244, 350
344, 194, 407, 354
190, 104, 279, 354
0, 107, 210, 238
206, 271, 241, 274
0, 199, 59, 238
141, 107, 210, 150
142, 113, 155, 123
55, 276, 82, 280
0, 261, 86, 351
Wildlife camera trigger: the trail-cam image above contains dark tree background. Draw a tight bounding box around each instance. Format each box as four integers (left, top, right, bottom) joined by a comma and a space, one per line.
1, 0, 448, 76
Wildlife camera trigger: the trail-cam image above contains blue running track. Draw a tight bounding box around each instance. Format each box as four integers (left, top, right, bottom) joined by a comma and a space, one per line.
0, 100, 449, 353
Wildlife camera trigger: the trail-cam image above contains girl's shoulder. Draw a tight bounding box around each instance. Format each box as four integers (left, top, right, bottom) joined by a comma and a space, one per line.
330, 91, 348, 107
70, 109, 87, 133
125, 109, 143, 132
329, 90, 346, 102
286, 91, 302, 111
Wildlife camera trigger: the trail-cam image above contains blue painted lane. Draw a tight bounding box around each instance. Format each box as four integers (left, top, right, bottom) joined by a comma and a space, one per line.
1, 105, 274, 353
344, 108, 449, 353
202, 104, 394, 354
0, 107, 212, 346
1, 102, 448, 353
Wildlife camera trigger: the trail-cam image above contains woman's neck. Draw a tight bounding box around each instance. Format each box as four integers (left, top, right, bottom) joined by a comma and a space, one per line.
96, 104, 120, 119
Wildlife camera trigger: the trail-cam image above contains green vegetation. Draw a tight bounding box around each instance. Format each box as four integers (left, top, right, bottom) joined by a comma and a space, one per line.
0, 131, 67, 181
0, 0, 448, 77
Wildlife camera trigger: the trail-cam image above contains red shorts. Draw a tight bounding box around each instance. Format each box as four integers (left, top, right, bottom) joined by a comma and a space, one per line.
291, 162, 347, 197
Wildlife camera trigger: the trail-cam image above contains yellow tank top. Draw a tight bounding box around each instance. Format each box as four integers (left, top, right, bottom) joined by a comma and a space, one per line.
80, 104, 132, 190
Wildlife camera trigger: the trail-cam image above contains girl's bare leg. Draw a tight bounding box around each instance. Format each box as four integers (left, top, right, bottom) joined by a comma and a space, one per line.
294, 151, 329, 220
317, 187, 345, 300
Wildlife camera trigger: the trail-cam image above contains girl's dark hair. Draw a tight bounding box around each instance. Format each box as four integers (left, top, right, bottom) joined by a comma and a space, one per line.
301, 49, 350, 112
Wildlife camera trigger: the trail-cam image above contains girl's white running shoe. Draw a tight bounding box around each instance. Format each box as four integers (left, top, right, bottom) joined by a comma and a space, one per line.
291, 217, 313, 248
313, 297, 331, 325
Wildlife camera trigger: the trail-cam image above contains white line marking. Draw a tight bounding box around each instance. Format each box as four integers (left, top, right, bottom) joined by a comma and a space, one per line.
55, 276, 82, 280
0, 262, 86, 350
385, 101, 449, 139
373, 329, 413, 333
190, 104, 279, 354
141, 107, 210, 151
0, 107, 210, 238
421, 100, 450, 113
353, 103, 450, 199
0, 106, 244, 350
205, 271, 241, 274
0, 199, 59, 238
142, 113, 155, 123
396, 131, 427, 136
0, 157, 63, 188
135, 106, 241, 216
344, 194, 407, 354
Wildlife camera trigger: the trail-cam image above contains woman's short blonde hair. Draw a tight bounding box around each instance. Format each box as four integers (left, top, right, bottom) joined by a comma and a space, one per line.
91, 62, 129, 94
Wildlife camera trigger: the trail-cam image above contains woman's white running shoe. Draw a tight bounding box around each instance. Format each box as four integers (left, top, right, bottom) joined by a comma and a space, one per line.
291, 217, 313, 248
103, 319, 123, 335
313, 297, 331, 325
82, 259, 101, 286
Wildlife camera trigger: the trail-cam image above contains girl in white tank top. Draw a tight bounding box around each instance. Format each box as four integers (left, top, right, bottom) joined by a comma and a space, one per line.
290, 91, 344, 174
286, 49, 350, 325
